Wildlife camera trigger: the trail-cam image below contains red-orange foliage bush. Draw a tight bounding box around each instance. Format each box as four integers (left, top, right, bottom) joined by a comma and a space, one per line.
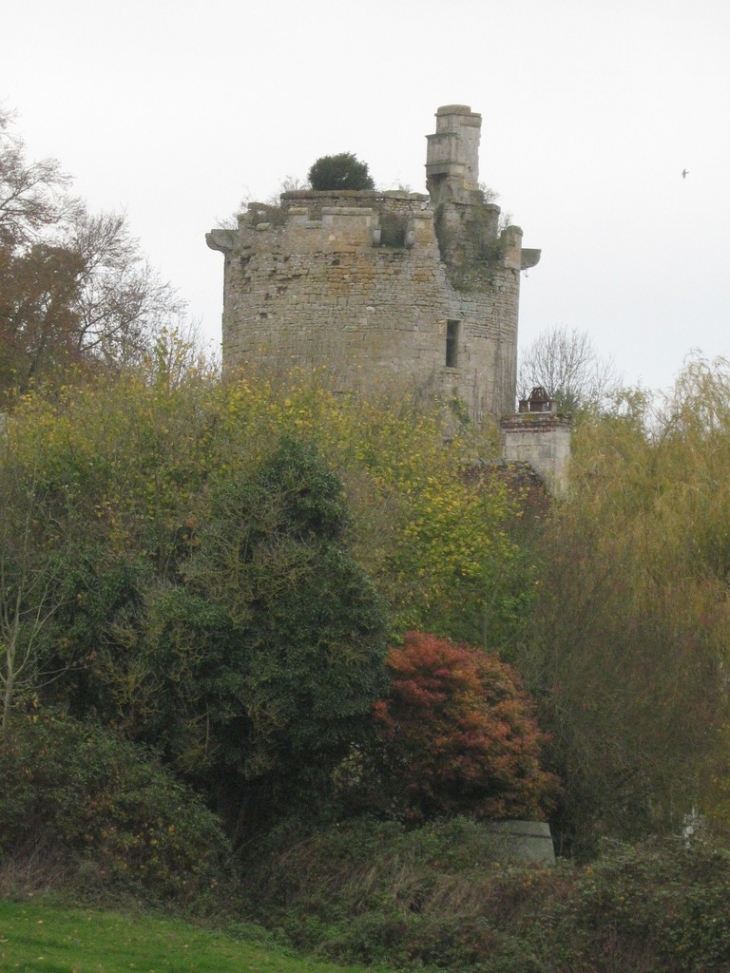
373, 632, 559, 821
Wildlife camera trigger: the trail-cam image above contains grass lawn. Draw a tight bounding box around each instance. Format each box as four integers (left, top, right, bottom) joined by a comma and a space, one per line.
0, 900, 373, 973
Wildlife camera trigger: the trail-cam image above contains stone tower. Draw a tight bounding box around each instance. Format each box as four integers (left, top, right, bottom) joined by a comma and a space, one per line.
207, 105, 540, 423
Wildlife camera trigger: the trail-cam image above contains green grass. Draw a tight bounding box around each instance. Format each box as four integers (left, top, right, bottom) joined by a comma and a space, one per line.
0, 901, 379, 973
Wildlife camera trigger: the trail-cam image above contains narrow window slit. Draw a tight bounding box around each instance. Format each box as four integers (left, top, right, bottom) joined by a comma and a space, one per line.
446, 320, 460, 368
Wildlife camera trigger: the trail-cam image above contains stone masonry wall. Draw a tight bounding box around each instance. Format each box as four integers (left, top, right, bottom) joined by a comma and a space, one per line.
210, 193, 525, 420
207, 106, 540, 423
501, 413, 572, 495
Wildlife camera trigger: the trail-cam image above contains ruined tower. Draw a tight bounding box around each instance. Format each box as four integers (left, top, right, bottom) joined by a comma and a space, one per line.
207, 105, 540, 422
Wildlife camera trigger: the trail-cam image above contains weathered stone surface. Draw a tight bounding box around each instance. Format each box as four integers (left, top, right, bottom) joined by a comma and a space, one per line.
208, 106, 541, 424
205, 228, 235, 253
501, 413, 572, 495
481, 820, 556, 866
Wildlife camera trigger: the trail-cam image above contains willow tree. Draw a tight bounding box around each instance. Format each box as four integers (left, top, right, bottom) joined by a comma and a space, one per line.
517, 358, 730, 854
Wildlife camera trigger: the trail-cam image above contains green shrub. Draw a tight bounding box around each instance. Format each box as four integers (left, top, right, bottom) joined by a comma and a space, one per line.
240, 817, 556, 958
561, 838, 730, 971
240, 820, 730, 973
307, 153, 374, 191
0, 712, 233, 902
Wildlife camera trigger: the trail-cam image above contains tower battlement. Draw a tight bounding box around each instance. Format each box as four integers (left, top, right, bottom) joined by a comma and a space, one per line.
236, 191, 436, 252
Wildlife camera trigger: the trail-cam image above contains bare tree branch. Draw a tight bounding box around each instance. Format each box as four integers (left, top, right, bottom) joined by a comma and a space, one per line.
518, 325, 622, 415
0, 109, 193, 394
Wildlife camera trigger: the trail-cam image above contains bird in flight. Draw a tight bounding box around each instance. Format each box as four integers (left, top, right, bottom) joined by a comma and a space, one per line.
682, 169, 689, 178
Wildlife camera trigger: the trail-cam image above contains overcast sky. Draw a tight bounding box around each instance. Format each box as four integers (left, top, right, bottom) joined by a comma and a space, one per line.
3, 0, 729, 393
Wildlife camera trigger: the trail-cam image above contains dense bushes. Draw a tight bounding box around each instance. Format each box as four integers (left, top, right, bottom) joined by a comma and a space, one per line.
0, 370, 396, 837
239, 818, 730, 972
0, 363, 527, 840
0, 713, 232, 902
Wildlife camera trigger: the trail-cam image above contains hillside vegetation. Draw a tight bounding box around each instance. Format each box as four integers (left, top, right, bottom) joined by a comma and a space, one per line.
5, 108, 730, 973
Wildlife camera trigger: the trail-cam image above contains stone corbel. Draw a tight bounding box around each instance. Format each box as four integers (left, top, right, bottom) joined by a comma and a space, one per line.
206, 229, 235, 253
521, 249, 541, 271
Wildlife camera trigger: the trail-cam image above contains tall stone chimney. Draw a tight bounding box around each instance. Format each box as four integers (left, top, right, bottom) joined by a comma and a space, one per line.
500, 388, 572, 496
426, 105, 482, 204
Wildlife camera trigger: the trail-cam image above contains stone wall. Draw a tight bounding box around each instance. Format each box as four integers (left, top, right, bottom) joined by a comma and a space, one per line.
207, 106, 540, 423
501, 413, 572, 496
481, 821, 556, 866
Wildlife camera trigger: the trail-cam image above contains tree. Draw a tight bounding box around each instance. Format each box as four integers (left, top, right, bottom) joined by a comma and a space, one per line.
0, 242, 86, 390
517, 325, 622, 415
0, 430, 82, 732
2, 372, 390, 837
513, 356, 730, 854
0, 108, 72, 247
308, 152, 375, 191
66, 207, 186, 369
139, 435, 389, 839
371, 632, 560, 822
2, 362, 529, 838
0, 109, 187, 396
283, 380, 525, 647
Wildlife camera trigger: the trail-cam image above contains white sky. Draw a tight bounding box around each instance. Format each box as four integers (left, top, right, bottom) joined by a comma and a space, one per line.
3, 0, 729, 393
